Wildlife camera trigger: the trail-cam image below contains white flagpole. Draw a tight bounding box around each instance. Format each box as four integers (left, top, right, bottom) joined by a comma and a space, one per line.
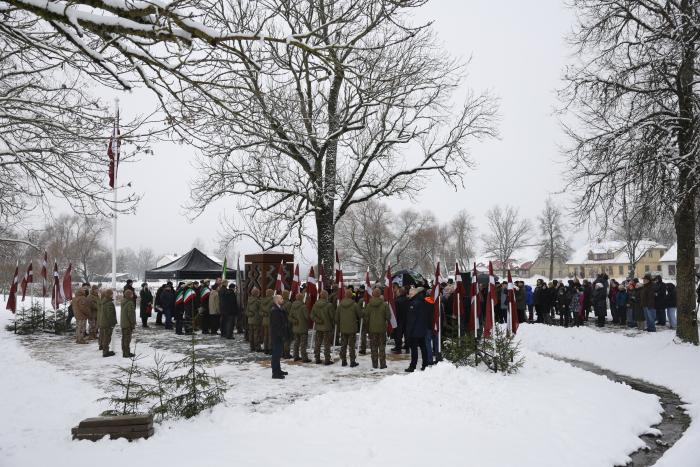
111, 98, 119, 292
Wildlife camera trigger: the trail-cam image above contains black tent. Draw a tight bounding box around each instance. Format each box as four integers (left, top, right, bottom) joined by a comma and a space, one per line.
144, 248, 237, 281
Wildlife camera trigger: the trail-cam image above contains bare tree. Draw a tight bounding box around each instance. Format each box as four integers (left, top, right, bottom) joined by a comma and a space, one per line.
183, 0, 498, 271
561, 0, 699, 343
482, 205, 531, 277
135, 247, 157, 281
450, 210, 476, 269
537, 199, 570, 279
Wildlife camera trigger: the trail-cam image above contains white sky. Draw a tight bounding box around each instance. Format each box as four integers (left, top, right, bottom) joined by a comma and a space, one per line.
52, 0, 585, 262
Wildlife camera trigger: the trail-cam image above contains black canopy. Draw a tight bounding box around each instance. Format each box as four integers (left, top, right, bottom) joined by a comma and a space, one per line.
144, 248, 236, 281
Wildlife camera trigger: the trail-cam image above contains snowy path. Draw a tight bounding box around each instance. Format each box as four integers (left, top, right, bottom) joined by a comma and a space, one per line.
519, 324, 700, 467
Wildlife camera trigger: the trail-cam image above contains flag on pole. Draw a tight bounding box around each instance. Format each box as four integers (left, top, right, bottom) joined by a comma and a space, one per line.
51, 260, 62, 310
484, 261, 496, 338
363, 267, 371, 305
20, 261, 33, 302
222, 256, 228, 281
5, 262, 19, 313
507, 270, 519, 335
108, 106, 120, 188
468, 263, 481, 336
383, 264, 398, 332
291, 264, 300, 297
431, 262, 441, 333
274, 261, 284, 294
305, 266, 318, 313
41, 251, 48, 297
61, 263, 72, 302
452, 262, 466, 318
319, 260, 327, 292
335, 251, 345, 301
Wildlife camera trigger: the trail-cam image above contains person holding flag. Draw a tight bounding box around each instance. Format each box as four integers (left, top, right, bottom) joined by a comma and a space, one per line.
311, 290, 335, 365
289, 290, 311, 362
335, 287, 361, 367
366, 287, 391, 369
469, 263, 481, 338
358, 268, 372, 355
174, 282, 185, 335
453, 263, 466, 337
506, 271, 519, 336
484, 261, 497, 338
428, 262, 443, 364
404, 284, 429, 372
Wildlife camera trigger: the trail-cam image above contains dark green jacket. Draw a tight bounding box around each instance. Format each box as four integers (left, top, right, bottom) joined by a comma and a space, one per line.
120, 298, 136, 329
335, 297, 361, 334
311, 299, 334, 332
260, 296, 273, 326
246, 296, 261, 326
366, 297, 391, 333
289, 300, 309, 334
98, 298, 117, 328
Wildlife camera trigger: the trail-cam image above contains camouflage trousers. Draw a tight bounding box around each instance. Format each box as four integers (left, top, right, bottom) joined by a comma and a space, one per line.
359, 324, 369, 353
370, 332, 387, 368
248, 324, 260, 351
75, 319, 87, 344
121, 327, 133, 356
340, 333, 357, 364
313, 330, 332, 362
293, 332, 308, 360
99, 327, 113, 353
88, 317, 98, 339
262, 325, 270, 352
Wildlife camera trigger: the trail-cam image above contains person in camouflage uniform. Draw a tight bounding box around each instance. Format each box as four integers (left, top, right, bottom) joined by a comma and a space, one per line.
73, 288, 90, 344
260, 289, 274, 354
335, 288, 361, 367
245, 288, 262, 351
120, 289, 136, 358
281, 290, 293, 359
289, 292, 311, 362
98, 288, 117, 357
87, 285, 100, 340
366, 288, 391, 369
311, 290, 334, 365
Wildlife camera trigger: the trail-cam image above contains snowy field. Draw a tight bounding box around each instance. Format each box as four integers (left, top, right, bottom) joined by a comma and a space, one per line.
1, 299, 698, 466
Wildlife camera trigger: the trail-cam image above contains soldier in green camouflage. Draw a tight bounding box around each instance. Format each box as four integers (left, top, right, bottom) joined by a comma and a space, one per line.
335, 288, 361, 367
366, 288, 391, 369
311, 290, 334, 365
260, 289, 274, 354
289, 292, 311, 362
245, 288, 262, 352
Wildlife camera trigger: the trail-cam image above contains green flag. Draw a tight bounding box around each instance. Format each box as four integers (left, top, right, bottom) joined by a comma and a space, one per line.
222, 256, 227, 281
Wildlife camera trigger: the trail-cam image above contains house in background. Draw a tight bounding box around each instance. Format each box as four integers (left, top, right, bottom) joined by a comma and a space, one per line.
659, 242, 700, 281
566, 240, 667, 280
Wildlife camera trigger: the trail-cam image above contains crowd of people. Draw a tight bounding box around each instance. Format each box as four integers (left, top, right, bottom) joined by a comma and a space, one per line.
64, 272, 699, 379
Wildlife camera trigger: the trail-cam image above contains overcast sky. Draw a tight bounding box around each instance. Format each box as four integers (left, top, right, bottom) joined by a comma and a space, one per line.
59, 0, 583, 263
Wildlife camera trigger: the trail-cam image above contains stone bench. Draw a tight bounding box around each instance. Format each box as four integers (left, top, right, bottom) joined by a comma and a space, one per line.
72, 414, 154, 441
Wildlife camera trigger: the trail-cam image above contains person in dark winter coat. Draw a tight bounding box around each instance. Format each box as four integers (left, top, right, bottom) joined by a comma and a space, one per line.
159, 284, 175, 330
154, 284, 166, 326
582, 281, 592, 321
525, 284, 534, 322
405, 287, 429, 372
533, 280, 546, 324
173, 282, 185, 334
219, 282, 239, 339
654, 276, 667, 326
615, 284, 628, 326
592, 282, 607, 327
640, 275, 656, 332
515, 281, 527, 324
269, 294, 289, 379
392, 285, 410, 354
139, 283, 153, 328
665, 283, 678, 329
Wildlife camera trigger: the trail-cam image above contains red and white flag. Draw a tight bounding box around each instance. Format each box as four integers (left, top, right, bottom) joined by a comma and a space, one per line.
507, 270, 519, 335
274, 261, 284, 294
41, 251, 48, 297
61, 263, 72, 302
452, 262, 466, 319
291, 264, 300, 297
363, 267, 372, 305
20, 261, 33, 302
484, 261, 496, 338
5, 262, 19, 313
51, 260, 62, 310
335, 251, 345, 302
305, 266, 318, 313
431, 262, 441, 333
469, 263, 481, 337
108, 106, 120, 189
383, 264, 398, 332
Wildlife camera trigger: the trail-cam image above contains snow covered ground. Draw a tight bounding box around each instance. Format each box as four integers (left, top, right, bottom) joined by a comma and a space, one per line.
1, 300, 692, 466
518, 325, 700, 467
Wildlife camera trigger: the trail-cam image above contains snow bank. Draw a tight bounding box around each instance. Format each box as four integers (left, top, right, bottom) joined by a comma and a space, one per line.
0, 305, 661, 467
519, 325, 700, 467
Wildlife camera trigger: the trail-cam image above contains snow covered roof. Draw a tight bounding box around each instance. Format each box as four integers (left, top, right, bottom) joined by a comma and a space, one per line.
660, 243, 677, 263
566, 240, 666, 266
474, 245, 541, 271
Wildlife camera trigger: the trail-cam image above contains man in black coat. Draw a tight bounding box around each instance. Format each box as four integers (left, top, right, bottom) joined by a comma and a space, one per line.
220, 282, 239, 339
392, 285, 410, 354
405, 287, 429, 372
654, 276, 667, 326
269, 294, 289, 379
154, 283, 166, 325
159, 283, 175, 330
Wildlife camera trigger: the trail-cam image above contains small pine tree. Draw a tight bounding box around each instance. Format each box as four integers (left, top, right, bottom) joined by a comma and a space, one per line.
99, 354, 149, 416
443, 324, 524, 375
168, 332, 227, 419
142, 352, 175, 422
